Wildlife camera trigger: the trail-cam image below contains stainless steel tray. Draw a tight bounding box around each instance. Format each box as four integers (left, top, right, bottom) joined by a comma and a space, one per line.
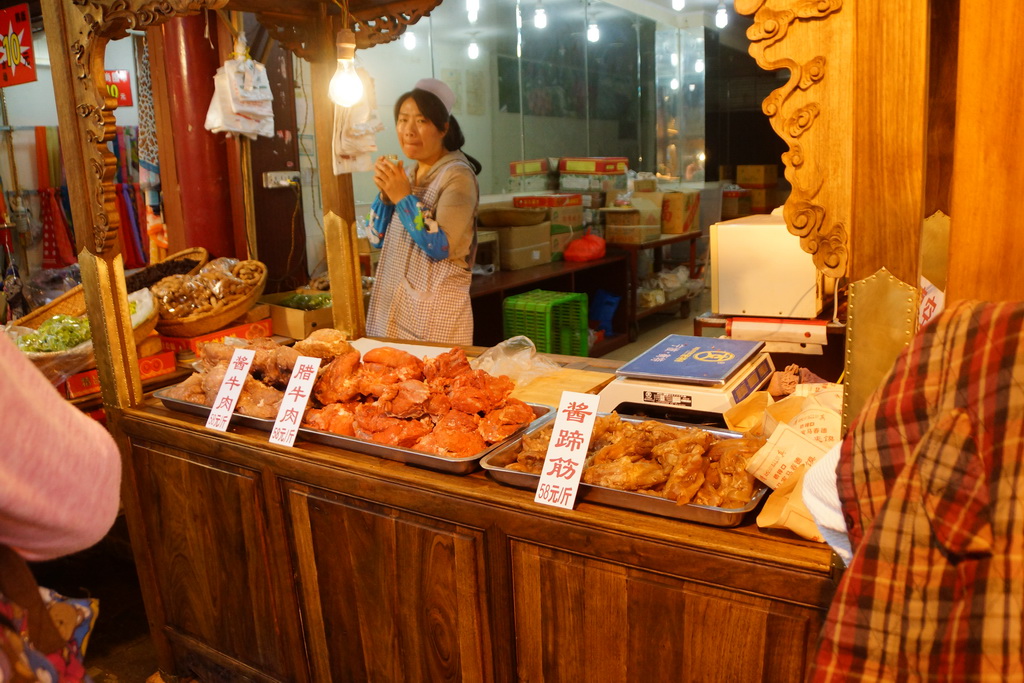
153, 386, 553, 475
298, 404, 553, 475
153, 388, 277, 431
479, 415, 767, 527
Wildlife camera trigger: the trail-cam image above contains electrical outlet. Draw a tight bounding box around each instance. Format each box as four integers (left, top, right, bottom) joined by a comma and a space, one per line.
262, 171, 301, 188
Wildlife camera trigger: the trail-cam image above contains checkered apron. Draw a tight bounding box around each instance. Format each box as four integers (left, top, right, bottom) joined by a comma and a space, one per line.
366, 157, 475, 345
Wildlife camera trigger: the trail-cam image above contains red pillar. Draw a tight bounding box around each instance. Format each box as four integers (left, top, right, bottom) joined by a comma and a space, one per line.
160, 14, 236, 258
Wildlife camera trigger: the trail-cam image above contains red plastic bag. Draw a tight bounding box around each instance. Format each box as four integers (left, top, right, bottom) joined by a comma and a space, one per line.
563, 231, 606, 262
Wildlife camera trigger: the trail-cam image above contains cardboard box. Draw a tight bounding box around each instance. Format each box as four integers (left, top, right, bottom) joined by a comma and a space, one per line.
662, 191, 701, 234
559, 173, 628, 192
476, 230, 500, 271
736, 164, 779, 188
506, 175, 552, 192
558, 157, 628, 174
512, 193, 582, 208
550, 224, 586, 261
721, 189, 753, 220
501, 243, 552, 270
549, 204, 584, 230
600, 208, 641, 226
605, 224, 661, 245
509, 158, 550, 176
633, 177, 658, 192
160, 318, 273, 357
65, 350, 178, 399
626, 192, 664, 225
259, 292, 334, 339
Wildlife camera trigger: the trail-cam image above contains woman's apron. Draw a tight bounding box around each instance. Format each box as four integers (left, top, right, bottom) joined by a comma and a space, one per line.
366, 157, 476, 345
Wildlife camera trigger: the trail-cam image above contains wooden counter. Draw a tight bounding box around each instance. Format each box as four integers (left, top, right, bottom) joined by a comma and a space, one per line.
117, 399, 840, 682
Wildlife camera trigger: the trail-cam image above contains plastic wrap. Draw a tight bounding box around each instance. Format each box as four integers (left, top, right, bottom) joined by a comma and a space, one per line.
470, 335, 560, 387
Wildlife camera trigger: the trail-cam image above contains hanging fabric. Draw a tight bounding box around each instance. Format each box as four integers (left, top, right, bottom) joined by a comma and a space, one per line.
136, 36, 167, 262
115, 182, 145, 269
35, 127, 76, 269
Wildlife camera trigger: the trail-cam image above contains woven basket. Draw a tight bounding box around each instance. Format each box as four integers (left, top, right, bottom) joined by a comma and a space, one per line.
12, 246, 209, 332
156, 263, 268, 338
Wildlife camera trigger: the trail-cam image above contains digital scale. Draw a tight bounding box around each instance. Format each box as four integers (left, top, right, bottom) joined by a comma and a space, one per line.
598, 335, 775, 426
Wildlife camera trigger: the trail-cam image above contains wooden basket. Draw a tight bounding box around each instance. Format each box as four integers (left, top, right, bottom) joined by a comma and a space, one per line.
12, 246, 209, 333
156, 264, 268, 338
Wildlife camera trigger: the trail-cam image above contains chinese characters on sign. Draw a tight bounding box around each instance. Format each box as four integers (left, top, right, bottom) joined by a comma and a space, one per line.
104, 69, 134, 106
269, 356, 322, 447
533, 391, 599, 510
205, 348, 255, 432
0, 4, 36, 87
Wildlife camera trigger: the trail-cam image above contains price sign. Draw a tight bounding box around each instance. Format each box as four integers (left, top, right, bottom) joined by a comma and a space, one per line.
533, 392, 599, 510
269, 356, 322, 447
104, 69, 133, 106
205, 348, 255, 432
0, 4, 36, 88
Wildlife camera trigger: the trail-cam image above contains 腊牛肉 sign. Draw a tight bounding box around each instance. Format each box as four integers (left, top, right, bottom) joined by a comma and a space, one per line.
0, 4, 36, 87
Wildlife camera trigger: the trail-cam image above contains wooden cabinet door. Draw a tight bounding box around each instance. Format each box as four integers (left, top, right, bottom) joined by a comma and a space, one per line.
284, 483, 493, 682
131, 440, 295, 681
511, 541, 817, 682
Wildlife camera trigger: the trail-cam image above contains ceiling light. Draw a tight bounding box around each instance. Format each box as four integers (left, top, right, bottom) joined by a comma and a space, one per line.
402, 30, 416, 50
670, 78, 679, 90
534, 3, 547, 28
694, 57, 704, 73
715, 2, 728, 28
671, 0, 685, 10
587, 21, 599, 43
468, 41, 480, 59
688, 83, 695, 91
467, 0, 479, 23
670, 52, 678, 67
328, 28, 363, 107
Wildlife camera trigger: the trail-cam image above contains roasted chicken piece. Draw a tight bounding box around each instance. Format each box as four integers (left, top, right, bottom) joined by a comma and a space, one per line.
413, 410, 486, 459
303, 401, 359, 436
582, 459, 668, 491
293, 328, 353, 363
352, 403, 432, 448
478, 398, 535, 444
313, 349, 362, 405
693, 438, 763, 509
448, 369, 515, 414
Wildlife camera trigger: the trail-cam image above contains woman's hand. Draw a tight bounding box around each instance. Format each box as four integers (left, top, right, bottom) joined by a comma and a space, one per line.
373, 157, 411, 205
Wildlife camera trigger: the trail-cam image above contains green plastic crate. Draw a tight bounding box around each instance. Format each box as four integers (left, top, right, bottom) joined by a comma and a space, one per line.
502, 289, 589, 356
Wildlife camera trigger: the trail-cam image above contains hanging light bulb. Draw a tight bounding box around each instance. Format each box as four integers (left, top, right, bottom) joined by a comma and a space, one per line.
468, 40, 480, 59
670, 77, 679, 90
402, 30, 416, 50
328, 28, 363, 107
694, 57, 704, 73
715, 2, 729, 28
671, 0, 685, 10
467, 0, 479, 23
587, 21, 600, 43
516, 4, 522, 28
534, 5, 547, 29
670, 52, 678, 67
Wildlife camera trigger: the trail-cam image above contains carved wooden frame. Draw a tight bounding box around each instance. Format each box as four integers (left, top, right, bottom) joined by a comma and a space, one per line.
737, 0, 848, 278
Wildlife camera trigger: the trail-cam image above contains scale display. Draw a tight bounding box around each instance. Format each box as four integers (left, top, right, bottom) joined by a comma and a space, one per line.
615, 335, 765, 386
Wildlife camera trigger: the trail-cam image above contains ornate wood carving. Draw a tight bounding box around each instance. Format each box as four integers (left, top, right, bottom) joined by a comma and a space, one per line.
737, 0, 848, 278
61, 0, 227, 256
351, 0, 440, 49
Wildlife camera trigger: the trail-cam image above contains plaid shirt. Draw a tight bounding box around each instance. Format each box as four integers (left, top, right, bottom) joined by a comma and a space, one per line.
811, 300, 1024, 681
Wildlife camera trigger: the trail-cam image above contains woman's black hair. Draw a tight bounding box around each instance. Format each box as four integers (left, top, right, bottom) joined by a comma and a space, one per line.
395, 89, 483, 175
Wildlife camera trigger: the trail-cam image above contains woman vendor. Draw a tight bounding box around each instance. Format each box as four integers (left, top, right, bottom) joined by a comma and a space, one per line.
366, 78, 482, 345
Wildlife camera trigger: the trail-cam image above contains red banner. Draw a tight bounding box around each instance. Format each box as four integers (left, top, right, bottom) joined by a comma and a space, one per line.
104, 69, 134, 106
0, 4, 36, 87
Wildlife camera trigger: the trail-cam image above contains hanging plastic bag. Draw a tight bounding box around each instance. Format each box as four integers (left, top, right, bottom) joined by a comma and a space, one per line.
204, 36, 274, 140
333, 68, 385, 174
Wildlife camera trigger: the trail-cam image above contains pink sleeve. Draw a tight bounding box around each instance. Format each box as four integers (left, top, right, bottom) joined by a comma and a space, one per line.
0, 334, 122, 561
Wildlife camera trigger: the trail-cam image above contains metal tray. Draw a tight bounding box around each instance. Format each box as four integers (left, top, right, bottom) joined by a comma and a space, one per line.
153, 385, 553, 476
479, 414, 767, 527
153, 388, 277, 431
298, 404, 553, 475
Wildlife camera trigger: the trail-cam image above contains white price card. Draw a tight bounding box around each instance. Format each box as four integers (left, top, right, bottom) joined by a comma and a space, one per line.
269, 356, 322, 447
205, 348, 255, 431
533, 391, 599, 510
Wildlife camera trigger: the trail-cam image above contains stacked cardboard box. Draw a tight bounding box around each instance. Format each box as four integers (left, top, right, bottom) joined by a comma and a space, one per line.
513, 194, 585, 260
558, 157, 628, 193
492, 221, 552, 270
736, 164, 780, 213
507, 158, 558, 192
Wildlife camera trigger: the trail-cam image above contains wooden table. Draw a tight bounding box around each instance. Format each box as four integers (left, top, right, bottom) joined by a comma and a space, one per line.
610, 232, 703, 340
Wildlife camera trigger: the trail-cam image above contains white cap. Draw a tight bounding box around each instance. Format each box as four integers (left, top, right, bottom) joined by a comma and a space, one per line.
414, 78, 456, 115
